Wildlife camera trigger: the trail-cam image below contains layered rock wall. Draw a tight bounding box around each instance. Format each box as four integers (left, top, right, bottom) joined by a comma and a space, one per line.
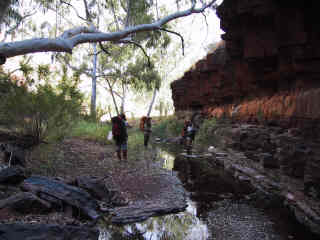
171, 0, 320, 219
171, 0, 320, 130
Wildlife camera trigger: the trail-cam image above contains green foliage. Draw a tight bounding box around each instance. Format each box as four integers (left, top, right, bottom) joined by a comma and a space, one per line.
97, 0, 172, 103
152, 116, 184, 139
194, 117, 217, 145
0, 71, 83, 143
37, 64, 50, 82
127, 128, 144, 160
126, 57, 162, 92
19, 61, 34, 80
71, 120, 111, 143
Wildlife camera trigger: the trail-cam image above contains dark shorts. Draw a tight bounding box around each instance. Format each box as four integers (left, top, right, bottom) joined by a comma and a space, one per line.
115, 138, 127, 151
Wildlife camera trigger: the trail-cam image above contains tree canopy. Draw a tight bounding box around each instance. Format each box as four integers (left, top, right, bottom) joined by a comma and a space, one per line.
0, 0, 217, 63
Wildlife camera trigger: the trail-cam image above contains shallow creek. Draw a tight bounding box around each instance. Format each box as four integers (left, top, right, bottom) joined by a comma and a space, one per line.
99, 146, 318, 240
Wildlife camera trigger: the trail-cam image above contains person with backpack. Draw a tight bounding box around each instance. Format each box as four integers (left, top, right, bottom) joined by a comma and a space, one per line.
140, 116, 152, 147
112, 113, 129, 161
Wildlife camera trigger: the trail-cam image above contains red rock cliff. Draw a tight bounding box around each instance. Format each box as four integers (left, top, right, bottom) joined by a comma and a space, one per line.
171, 0, 320, 130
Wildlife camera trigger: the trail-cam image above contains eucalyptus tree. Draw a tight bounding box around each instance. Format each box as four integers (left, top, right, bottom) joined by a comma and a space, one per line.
0, 0, 217, 117
97, 41, 162, 116
56, 0, 172, 117
50, 0, 166, 118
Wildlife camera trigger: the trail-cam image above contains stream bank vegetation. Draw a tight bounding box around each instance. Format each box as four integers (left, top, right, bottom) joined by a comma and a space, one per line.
152, 115, 219, 150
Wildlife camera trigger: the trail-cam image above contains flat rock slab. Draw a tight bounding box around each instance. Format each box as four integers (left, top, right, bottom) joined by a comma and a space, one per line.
109, 171, 187, 224
0, 223, 99, 240
21, 176, 100, 220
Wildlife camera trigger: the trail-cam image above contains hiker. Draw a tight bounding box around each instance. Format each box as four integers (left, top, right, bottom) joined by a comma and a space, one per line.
181, 120, 195, 142
112, 113, 129, 161
181, 119, 196, 154
140, 116, 152, 147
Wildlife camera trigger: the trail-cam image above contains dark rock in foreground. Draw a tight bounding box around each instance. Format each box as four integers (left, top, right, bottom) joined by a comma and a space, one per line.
0, 166, 25, 184
109, 171, 187, 224
0, 223, 99, 240
21, 176, 100, 220
75, 175, 112, 202
0, 192, 51, 214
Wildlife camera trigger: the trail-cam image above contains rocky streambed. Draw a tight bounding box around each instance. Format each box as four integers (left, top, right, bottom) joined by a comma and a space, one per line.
1, 122, 320, 240
0, 159, 187, 239
205, 122, 320, 236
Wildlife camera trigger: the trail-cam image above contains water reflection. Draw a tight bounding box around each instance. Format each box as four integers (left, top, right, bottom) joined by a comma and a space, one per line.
99, 146, 318, 240
99, 199, 209, 240
156, 148, 175, 170
99, 148, 210, 240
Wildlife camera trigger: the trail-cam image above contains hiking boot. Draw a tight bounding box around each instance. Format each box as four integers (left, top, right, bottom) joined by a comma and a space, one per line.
116, 150, 122, 160
123, 150, 127, 161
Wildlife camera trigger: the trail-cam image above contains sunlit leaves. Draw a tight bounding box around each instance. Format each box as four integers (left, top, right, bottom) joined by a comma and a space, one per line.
19, 60, 34, 80
37, 64, 50, 82
126, 57, 161, 92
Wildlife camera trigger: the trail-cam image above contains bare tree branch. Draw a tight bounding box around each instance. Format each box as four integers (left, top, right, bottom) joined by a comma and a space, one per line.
56, 53, 92, 77
60, 0, 88, 22
98, 42, 111, 55
99, 81, 122, 99
159, 28, 185, 56
0, 1, 216, 60
96, 73, 114, 78
82, 0, 93, 22
118, 39, 151, 67
110, 0, 120, 30
105, 77, 120, 115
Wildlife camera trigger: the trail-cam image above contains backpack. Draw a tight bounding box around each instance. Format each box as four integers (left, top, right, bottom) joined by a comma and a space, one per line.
140, 116, 147, 131
112, 116, 127, 141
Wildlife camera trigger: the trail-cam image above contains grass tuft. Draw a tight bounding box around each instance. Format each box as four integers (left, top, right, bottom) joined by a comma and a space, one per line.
70, 120, 111, 143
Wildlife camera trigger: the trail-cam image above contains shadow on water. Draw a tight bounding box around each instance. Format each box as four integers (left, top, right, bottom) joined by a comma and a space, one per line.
99, 144, 319, 240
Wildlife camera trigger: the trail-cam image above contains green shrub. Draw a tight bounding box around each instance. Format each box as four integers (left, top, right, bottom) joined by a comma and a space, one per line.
152, 116, 184, 138
71, 120, 111, 143
195, 117, 218, 145
0, 73, 83, 143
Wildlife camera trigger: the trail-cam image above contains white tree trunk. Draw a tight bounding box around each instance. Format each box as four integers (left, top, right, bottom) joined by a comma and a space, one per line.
106, 78, 119, 116
120, 80, 127, 114
147, 87, 158, 117
90, 42, 98, 117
